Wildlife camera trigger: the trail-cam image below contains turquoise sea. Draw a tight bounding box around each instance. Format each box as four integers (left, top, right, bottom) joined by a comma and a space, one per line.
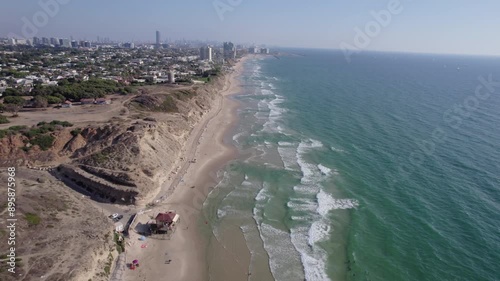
203, 50, 500, 281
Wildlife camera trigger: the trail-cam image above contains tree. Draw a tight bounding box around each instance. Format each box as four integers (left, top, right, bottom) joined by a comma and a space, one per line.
0, 115, 9, 124
3, 96, 25, 105
5, 104, 21, 117
32, 96, 48, 108
46, 96, 63, 104
3, 88, 21, 97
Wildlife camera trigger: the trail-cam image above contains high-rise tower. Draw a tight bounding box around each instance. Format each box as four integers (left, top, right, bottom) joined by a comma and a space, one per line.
156, 31, 161, 49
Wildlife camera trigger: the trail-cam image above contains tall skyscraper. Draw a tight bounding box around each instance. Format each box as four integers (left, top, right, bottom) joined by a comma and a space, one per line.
223, 42, 236, 59
156, 31, 161, 49
59, 38, 71, 48
50, 37, 59, 46
199, 46, 213, 61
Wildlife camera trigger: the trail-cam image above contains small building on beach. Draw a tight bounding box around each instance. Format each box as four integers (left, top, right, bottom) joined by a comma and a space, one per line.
153, 211, 180, 234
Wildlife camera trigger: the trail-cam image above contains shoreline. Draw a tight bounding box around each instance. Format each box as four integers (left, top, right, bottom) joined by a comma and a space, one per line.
124, 56, 249, 281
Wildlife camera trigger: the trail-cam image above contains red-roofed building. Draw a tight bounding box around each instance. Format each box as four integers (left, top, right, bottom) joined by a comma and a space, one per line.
154, 211, 179, 233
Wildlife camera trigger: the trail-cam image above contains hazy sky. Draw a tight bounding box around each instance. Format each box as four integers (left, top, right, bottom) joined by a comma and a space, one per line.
1, 0, 499, 56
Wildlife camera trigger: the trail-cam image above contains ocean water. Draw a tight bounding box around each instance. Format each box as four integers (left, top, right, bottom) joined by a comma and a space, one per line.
203, 50, 500, 281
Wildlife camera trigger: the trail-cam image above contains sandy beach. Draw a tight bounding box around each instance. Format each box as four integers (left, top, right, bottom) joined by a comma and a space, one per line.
124, 56, 250, 281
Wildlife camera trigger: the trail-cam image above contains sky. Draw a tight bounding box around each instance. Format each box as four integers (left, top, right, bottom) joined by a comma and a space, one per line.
1, 0, 499, 56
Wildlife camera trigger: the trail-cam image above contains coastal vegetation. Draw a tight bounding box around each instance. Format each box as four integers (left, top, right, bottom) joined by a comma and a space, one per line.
172, 89, 197, 101
25, 213, 41, 226
0, 115, 9, 124
114, 232, 125, 253
129, 94, 179, 113
0, 120, 73, 150
1, 79, 134, 104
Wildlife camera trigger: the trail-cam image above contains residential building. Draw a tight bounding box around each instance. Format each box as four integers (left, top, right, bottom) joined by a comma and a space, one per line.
168, 70, 175, 84
199, 46, 212, 62
223, 42, 236, 59
249, 47, 260, 54
50, 37, 59, 46
123, 42, 135, 49
59, 38, 71, 48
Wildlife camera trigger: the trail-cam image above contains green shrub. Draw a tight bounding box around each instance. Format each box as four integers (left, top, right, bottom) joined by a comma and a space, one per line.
0, 115, 9, 124
31, 134, 55, 150
25, 213, 41, 226
7, 125, 27, 132
159, 96, 178, 112
3, 96, 25, 105
46, 96, 63, 104
70, 128, 82, 136
49, 120, 73, 127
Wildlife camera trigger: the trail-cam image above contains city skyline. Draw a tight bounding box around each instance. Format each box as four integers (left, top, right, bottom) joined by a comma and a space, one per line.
1, 1, 500, 56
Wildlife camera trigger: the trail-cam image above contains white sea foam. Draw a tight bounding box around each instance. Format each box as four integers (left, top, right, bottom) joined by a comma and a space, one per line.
317, 164, 332, 176
287, 199, 317, 212
308, 220, 331, 245
255, 182, 271, 205
252, 180, 305, 280
291, 216, 309, 221
217, 206, 247, 219
232, 131, 245, 143
290, 225, 331, 281
217, 209, 226, 219
330, 146, 346, 153
257, 222, 305, 281
297, 142, 320, 184
261, 89, 275, 97
317, 189, 359, 217
263, 94, 286, 133
277, 142, 298, 171
257, 99, 268, 111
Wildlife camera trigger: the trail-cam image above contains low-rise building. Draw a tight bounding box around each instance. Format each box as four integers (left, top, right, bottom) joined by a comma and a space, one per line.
95, 98, 111, 105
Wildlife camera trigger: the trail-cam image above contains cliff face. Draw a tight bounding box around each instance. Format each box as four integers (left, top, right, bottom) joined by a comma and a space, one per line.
0, 77, 225, 204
